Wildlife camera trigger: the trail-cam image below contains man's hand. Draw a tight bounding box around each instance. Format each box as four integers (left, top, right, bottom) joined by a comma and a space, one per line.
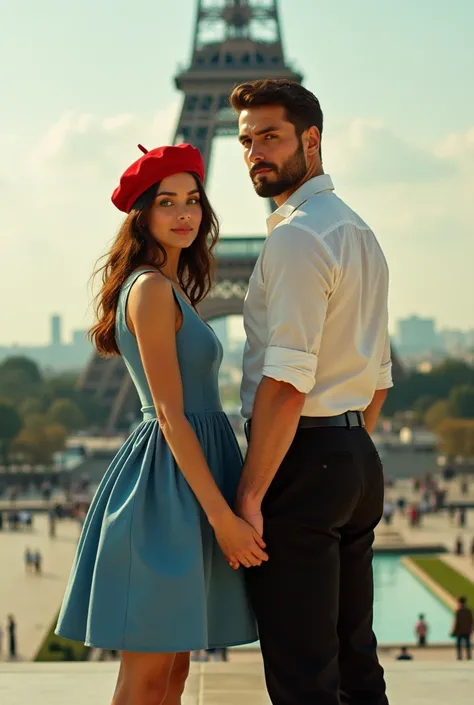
235, 495, 264, 539
225, 496, 265, 570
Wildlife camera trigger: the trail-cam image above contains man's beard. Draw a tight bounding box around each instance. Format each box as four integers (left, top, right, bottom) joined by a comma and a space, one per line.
250, 139, 307, 198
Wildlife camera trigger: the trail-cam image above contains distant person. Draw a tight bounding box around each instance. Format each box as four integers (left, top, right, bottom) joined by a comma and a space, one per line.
24, 547, 33, 573
383, 501, 394, 525
396, 646, 413, 661
41, 480, 52, 502
409, 504, 420, 527
18, 510, 29, 528
455, 535, 464, 556
206, 647, 228, 662
415, 614, 428, 647
459, 508, 467, 528
7, 615, 17, 659
419, 497, 430, 515
396, 497, 406, 515
451, 597, 473, 660
434, 488, 446, 512
48, 510, 56, 538
33, 549, 42, 575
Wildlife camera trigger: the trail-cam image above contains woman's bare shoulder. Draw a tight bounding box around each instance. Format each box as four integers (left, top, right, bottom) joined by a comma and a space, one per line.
129, 270, 173, 305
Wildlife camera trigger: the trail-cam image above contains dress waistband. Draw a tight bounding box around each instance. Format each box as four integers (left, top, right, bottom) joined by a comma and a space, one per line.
141, 405, 224, 422
141, 406, 157, 422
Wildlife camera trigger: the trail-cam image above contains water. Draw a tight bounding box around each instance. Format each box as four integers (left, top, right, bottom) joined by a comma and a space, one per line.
236, 553, 453, 650
373, 554, 453, 644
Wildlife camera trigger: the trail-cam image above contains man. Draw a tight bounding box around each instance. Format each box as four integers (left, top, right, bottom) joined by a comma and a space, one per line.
230, 79, 392, 705
451, 596, 473, 660
415, 614, 428, 647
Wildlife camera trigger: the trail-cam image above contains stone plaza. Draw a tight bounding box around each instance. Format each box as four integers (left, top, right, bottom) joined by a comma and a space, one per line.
1, 492, 474, 703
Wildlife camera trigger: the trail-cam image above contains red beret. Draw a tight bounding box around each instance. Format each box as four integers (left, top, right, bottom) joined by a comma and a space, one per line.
111, 143, 205, 213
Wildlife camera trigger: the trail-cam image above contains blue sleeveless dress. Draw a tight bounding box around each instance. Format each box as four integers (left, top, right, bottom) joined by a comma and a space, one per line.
55, 269, 257, 652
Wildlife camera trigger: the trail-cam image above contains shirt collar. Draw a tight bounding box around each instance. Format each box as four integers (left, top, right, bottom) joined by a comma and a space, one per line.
266, 174, 335, 234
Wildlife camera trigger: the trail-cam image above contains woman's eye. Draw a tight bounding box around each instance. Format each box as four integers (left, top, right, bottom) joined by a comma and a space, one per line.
159, 200, 172, 207
188, 198, 200, 205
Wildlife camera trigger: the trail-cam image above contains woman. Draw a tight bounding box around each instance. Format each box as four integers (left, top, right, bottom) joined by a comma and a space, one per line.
55, 143, 265, 704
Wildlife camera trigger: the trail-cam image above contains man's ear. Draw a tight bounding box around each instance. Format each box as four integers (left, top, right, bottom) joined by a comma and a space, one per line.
306, 126, 321, 157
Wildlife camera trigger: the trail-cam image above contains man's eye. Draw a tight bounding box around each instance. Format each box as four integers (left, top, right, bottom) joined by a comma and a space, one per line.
265, 134, 277, 140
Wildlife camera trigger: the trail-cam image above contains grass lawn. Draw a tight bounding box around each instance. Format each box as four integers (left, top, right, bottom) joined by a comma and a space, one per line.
411, 557, 474, 606
34, 612, 90, 662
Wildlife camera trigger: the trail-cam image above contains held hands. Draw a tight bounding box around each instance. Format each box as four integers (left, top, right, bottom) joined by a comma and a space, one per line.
211, 509, 268, 571
235, 496, 264, 538
227, 496, 266, 571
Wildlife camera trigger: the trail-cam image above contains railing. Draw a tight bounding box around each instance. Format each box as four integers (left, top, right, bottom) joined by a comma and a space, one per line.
215, 236, 265, 260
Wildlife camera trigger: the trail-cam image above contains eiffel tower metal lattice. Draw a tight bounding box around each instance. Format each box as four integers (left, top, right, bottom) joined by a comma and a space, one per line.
173, 0, 302, 170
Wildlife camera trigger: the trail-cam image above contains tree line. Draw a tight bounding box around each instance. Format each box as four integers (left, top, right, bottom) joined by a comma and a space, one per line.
0, 357, 103, 467
386, 359, 474, 458
2, 355, 474, 465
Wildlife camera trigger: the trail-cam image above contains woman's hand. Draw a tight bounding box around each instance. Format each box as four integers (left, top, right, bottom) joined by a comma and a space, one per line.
210, 510, 268, 569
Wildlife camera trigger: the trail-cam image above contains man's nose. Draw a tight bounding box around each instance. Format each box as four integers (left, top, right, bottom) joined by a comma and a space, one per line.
248, 142, 265, 163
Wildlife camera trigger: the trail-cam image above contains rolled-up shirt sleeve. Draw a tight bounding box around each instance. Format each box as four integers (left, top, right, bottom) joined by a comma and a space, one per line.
377, 328, 394, 390
261, 224, 337, 394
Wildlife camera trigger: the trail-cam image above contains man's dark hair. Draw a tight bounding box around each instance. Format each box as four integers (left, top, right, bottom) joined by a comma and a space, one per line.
459, 596, 467, 605
230, 79, 323, 154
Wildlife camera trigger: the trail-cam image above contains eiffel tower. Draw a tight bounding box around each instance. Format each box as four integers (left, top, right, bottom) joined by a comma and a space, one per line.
173, 0, 302, 170
78, 0, 404, 430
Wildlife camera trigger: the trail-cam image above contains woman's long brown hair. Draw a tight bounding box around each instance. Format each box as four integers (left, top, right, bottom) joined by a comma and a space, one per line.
89, 174, 219, 356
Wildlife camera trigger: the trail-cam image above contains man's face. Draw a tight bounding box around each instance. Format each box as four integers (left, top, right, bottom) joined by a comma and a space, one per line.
238, 105, 308, 198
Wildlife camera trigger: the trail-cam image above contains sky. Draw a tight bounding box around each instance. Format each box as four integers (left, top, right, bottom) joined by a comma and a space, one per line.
1, 0, 473, 345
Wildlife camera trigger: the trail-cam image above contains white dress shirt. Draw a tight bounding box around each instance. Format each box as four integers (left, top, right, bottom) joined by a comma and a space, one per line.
240, 174, 393, 419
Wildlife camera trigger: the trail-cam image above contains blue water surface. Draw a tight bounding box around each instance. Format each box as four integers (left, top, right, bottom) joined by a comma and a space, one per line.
373, 554, 453, 644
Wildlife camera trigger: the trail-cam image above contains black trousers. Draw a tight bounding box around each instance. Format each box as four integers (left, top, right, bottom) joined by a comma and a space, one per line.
245, 426, 388, 705
456, 635, 472, 660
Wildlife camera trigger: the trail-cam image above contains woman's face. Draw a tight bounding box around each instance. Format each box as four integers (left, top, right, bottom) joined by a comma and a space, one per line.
147, 172, 203, 251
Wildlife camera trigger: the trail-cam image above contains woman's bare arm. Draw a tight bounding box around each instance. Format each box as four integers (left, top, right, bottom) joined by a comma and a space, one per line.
127, 273, 267, 567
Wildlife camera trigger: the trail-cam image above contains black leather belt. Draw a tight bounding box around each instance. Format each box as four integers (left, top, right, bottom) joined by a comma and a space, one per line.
244, 411, 365, 439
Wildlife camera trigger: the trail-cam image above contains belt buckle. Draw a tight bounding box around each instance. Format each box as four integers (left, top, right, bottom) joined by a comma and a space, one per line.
348, 411, 364, 429
346, 411, 361, 429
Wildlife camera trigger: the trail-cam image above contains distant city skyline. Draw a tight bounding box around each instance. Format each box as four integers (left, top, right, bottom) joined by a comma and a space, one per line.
0, 314, 92, 371
2, 311, 474, 354
1, 1, 473, 344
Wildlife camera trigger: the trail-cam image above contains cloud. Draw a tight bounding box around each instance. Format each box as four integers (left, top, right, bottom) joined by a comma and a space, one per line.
322, 119, 474, 241
435, 126, 474, 162
27, 103, 181, 201
325, 118, 458, 185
